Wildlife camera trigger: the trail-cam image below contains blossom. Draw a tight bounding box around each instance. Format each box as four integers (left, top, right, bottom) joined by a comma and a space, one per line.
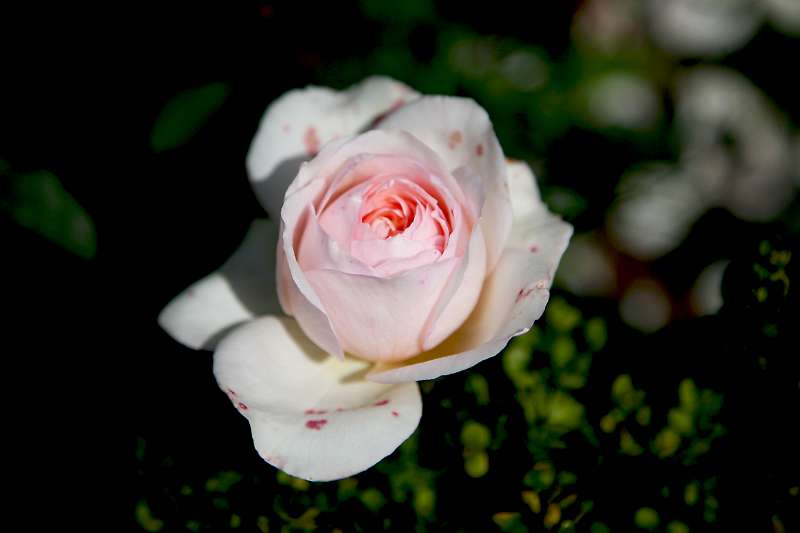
159, 77, 572, 481
608, 67, 796, 261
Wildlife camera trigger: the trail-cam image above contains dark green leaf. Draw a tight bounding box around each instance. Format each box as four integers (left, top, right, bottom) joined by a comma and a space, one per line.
150, 82, 229, 152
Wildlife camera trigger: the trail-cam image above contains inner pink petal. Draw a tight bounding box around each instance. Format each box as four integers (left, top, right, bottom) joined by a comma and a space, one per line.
315, 154, 463, 277
360, 179, 449, 245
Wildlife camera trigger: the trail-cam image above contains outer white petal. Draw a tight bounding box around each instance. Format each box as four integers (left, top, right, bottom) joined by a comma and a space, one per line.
158, 219, 281, 350
213, 316, 422, 482
378, 96, 512, 272
247, 77, 419, 218
367, 162, 572, 383
506, 159, 543, 221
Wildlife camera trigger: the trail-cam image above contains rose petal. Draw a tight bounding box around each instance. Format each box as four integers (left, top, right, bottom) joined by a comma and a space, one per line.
506, 159, 544, 221
213, 316, 422, 481
158, 219, 282, 350
367, 162, 572, 383
312, 154, 466, 275
247, 77, 419, 218
420, 222, 487, 351
287, 130, 466, 215
305, 257, 461, 362
294, 161, 487, 362
280, 230, 346, 360
419, 167, 487, 351
378, 96, 512, 272
279, 130, 477, 360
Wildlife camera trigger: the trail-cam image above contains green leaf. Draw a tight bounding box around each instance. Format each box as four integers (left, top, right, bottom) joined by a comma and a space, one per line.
678, 379, 699, 413
684, 482, 700, 506
461, 421, 492, 450
636, 406, 652, 426
522, 490, 541, 513
547, 391, 584, 432
546, 298, 582, 332
205, 470, 243, 492
493, 512, 526, 533
558, 372, 587, 390
2, 169, 96, 259
620, 430, 644, 456
612, 374, 634, 401
503, 339, 532, 385
543, 187, 588, 220
667, 521, 690, 533
612, 374, 643, 411
465, 373, 491, 405
699, 389, 724, 416
413, 486, 436, 517
584, 317, 607, 351
600, 412, 619, 433
653, 428, 681, 458
135, 500, 164, 532
552, 336, 577, 367
464, 451, 489, 478
543, 503, 562, 527
525, 462, 555, 490
668, 408, 694, 436
360, 488, 386, 512
150, 82, 229, 152
634, 507, 660, 529
558, 471, 578, 487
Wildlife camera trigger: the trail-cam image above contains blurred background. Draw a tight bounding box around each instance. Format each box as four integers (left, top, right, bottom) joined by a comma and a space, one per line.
3, 0, 798, 530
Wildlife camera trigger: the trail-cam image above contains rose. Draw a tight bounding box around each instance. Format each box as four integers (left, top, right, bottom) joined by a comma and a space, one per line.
159, 77, 572, 481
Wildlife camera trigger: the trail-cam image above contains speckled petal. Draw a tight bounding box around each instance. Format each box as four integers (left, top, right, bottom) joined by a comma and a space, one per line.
213, 316, 422, 481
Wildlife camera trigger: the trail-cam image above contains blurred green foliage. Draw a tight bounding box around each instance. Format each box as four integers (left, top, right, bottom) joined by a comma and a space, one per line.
135, 293, 745, 531
150, 82, 229, 153
1, 164, 96, 259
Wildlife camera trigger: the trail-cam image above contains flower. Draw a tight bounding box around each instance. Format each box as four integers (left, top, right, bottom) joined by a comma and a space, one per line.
159, 77, 572, 481
608, 67, 796, 261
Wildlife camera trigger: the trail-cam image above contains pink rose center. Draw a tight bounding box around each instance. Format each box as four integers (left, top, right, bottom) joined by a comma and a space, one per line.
316, 155, 459, 276
359, 178, 450, 251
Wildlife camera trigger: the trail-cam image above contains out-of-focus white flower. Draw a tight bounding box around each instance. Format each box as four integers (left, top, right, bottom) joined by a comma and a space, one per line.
556, 231, 618, 297
690, 260, 729, 316
677, 67, 796, 221
608, 67, 796, 261
764, 0, 800, 35
608, 165, 709, 260
499, 50, 549, 91
582, 0, 799, 57
794, 135, 800, 186
573, 0, 644, 52
646, 0, 761, 57
619, 278, 671, 332
586, 72, 662, 131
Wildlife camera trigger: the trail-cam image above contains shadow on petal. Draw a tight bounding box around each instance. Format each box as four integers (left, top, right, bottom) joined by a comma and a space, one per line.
251, 155, 308, 218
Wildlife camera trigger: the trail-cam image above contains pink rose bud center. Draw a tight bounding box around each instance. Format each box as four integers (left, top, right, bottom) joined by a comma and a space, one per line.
316, 155, 459, 277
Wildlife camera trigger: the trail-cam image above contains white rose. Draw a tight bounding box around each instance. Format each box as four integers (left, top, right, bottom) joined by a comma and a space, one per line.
159, 77, 572, 481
